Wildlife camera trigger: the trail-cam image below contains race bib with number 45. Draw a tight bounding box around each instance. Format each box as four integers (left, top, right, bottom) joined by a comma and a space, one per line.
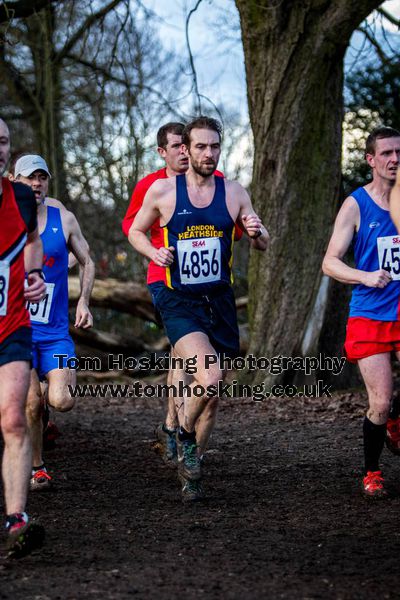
377, 235, 400, 280
0, 260, 10, 316
26, 283, 55, 324
177, 237, 221, 284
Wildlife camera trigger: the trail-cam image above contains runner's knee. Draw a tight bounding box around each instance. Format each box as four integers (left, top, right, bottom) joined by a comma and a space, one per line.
368, 397, 391, 419
196, 369, 223, 391
1, 406, 27, 438
48, 388, 75, 412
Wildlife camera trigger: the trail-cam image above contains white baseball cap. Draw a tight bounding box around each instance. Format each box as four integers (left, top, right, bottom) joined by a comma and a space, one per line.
14, 155, 51, 178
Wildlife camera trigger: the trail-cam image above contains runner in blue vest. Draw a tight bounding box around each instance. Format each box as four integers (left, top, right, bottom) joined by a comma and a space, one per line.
323, 126, 400, 498
10, 154, 95, 489
129, 116, 269, 501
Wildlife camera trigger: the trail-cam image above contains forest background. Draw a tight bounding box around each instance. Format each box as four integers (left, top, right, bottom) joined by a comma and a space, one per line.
0, 0, 399, 387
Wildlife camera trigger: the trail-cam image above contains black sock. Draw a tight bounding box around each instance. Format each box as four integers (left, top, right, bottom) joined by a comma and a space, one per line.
389, 397, 400, 420
178, 426, 196, 442
363, 417, 386, 473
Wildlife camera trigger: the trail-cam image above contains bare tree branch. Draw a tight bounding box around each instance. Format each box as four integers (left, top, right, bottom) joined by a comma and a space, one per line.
358, 25, 393, 64
0, 0, 54, 24
377, 7, 400, 29
65, 52, 184, 116
0, 44, 41, 113
185, 0, 203, 115
54, 0, 123, 64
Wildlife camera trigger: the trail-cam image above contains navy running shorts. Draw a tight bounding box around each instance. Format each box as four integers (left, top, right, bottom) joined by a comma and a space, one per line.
149, 283, 240, 358
0, 326, 32, 367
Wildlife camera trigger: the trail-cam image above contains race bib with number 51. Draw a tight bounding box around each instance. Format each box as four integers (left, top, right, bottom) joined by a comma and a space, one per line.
26, 283, 55, 324
177, 237, 221, 284
0, 260, 10, 316
377, 235, 400, 280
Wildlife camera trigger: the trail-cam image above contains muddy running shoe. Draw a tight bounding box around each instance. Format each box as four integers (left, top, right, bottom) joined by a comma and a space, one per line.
176, 435, 201, 481
362, 470, 386, 498
5, 513, 45, 559
154, 424, 178, 466
179, 473, 205, 503
30, 467, 52, 491
386, 418, 400, 455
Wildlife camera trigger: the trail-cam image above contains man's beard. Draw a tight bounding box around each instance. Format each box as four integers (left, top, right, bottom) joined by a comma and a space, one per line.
191, 160, 217, 177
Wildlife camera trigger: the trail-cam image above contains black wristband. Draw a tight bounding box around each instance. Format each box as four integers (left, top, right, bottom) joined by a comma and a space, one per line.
28, 268, 45, 281
249, 229, 263, 239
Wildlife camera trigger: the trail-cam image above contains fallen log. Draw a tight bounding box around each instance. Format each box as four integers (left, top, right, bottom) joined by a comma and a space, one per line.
69, 276, 248, 319
68, 277, 157, 322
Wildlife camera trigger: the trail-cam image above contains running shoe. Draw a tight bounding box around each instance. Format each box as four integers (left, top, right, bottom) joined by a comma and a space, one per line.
362, 470, 386, 498
176, 435, 201, 481
30, 468, 52, 491
386, 417, 400, 455
154, 424, 178, 466
5, 513, 45, 559
179, 474, 205, 503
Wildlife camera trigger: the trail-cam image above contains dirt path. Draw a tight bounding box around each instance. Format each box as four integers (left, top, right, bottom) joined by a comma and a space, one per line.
1, 393, 399, 599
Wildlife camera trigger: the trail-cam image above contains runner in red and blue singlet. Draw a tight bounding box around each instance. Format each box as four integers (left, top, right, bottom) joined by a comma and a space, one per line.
0, 119, 46, 557
323, 126, 400, 498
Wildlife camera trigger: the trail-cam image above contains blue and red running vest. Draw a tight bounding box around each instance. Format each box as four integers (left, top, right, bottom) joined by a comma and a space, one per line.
162, 174, 235, 294
28, 206, 69, 339
349, 186, 400, 321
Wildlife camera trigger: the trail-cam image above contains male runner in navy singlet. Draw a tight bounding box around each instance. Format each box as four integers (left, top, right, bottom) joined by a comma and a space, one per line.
0, 119, 46, 556
10, 154, 95, 489
129, 116, 269, 501
123, 121, 242, 467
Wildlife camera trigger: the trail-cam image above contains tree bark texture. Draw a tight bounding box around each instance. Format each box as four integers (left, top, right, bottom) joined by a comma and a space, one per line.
235, 0, 381, 384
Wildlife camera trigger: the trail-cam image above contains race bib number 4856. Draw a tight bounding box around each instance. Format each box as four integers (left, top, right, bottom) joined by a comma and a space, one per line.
26, 283, 55, 324
177, 238, 221, 284
0, 261, 10, 316
377, 236, 400, 279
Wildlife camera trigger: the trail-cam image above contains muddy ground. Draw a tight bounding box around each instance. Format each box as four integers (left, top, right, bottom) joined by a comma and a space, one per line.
1, 389, 400, 600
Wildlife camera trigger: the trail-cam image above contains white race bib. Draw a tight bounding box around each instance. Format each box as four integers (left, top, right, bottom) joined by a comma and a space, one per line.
0, 261, 10, 317
27, 283, 55, 324
177, 237, 221, 284
377, 235, 400, 280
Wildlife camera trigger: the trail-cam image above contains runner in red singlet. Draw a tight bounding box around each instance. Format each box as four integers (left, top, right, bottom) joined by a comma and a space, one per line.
0, 118, 46, 557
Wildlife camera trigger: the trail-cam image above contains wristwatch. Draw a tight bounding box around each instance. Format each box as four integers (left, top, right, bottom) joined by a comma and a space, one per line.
250, 229, 263, 239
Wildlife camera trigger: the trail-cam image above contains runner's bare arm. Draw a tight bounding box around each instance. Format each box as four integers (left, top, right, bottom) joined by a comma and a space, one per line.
322, 196, 391, 288
128, 182, 175, 267
232, 183, 269, 250
390, 168, 400, 233
24, 227, 46, 302
65, 211, 95, 328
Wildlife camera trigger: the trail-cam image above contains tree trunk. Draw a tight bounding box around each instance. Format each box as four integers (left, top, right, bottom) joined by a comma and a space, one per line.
26, 5, 69, 203
235, 0, 381, 385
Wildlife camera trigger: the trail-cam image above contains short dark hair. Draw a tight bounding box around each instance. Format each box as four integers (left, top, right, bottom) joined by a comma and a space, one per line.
157, 122, 185, 149
365, 126, 400, 156
182, 116, 223, 148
